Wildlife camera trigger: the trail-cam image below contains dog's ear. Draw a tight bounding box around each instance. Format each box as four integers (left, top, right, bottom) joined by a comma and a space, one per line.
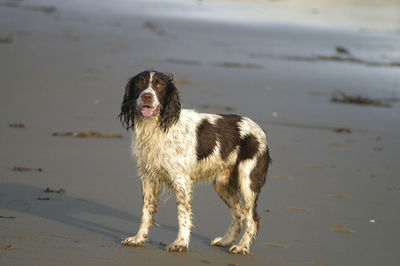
159, 77, 181, 131
119, 78, 136, 130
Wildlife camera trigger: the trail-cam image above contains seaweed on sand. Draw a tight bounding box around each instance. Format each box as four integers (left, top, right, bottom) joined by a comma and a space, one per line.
331, 91, 392, 107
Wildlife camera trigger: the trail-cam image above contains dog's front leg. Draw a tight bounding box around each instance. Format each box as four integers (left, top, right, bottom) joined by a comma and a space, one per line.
166, 179, 193, 252
122, 178, 160, 246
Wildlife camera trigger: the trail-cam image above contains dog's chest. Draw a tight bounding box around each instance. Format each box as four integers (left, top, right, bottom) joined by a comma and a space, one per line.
133, 122, 197, 176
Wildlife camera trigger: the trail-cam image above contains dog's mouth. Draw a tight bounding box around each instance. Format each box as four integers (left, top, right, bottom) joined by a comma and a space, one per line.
138, 105, 160, 118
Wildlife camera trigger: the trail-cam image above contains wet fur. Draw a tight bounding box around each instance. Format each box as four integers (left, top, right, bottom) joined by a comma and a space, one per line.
119, 71, 271, 254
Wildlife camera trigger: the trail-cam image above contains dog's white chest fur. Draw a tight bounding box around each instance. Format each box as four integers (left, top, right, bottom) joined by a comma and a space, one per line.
133, 109, 215, 183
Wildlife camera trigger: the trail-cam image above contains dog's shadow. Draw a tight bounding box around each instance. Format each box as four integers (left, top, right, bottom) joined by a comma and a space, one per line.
0, 183, 211, 248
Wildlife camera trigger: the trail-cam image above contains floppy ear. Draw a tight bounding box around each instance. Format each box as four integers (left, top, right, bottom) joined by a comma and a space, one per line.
159, 79, 181, 131
118, 78, 136, 130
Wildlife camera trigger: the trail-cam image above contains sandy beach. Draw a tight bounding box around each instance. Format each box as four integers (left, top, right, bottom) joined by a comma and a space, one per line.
1, 0, 400, 265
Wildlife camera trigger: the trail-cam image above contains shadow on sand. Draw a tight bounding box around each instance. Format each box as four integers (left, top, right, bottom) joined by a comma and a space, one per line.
0, 183, 211, 247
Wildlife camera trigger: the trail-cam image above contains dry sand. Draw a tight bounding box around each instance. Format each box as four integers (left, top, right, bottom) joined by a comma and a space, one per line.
1, 0, 400, 265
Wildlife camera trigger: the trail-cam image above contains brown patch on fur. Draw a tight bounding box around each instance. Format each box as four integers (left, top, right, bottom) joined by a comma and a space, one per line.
252, 194, 260, 230
127, 71, 150, 98
238, 134, 260, 161
158, 76, 181, 131
196, 114, 242, 162
228, 163, 239, 190
250, 147, 271, 194
119, 71, 151, 129
227, 134, 263, 191
216, 114, 242, 160
249, 149, 268, 240
196, 119, 217, 160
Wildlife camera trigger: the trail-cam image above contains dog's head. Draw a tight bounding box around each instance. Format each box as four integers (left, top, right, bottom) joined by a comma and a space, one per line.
119, 71, 181, 131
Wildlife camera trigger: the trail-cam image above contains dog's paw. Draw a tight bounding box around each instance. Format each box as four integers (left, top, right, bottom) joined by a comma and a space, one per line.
229, 245, 251, 255
166, 240, 188, 252
210, 237, 233, 247
121, 235, 146, 246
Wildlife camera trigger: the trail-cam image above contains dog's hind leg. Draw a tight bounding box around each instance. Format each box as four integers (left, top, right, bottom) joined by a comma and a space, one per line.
229, 152, 269, 254
122, 178, 160, 246
211, 169, 246, 247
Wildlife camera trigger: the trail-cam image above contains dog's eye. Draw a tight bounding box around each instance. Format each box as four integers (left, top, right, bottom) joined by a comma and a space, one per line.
154, 79, 165, 89
136, 77, 146, 90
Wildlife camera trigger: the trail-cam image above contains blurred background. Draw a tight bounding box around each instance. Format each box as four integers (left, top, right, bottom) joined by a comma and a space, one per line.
1, 1, 400, 265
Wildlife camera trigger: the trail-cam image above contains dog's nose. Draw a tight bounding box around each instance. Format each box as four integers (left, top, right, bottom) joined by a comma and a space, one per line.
141, 93, 153, 103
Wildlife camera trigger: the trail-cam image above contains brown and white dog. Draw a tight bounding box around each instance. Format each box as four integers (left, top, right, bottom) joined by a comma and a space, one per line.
119, 70, 271, 254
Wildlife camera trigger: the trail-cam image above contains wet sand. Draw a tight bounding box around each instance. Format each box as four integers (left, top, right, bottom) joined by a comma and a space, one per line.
1, 0, 400, 265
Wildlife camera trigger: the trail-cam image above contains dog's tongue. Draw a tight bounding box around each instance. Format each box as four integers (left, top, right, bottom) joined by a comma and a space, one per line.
141, 106, 157, 117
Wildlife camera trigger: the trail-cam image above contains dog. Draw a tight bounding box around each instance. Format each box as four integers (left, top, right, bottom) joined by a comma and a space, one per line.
119, 70, 270, 254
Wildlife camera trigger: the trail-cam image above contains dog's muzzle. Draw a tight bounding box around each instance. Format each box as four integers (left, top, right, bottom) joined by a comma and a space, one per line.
138, 93, 160, 118
138, 105, 160, 118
